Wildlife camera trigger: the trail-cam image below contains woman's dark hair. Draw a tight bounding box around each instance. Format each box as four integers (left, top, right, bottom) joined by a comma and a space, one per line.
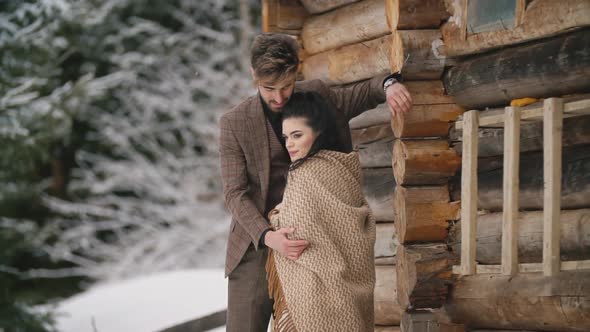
282, 91, 344, 171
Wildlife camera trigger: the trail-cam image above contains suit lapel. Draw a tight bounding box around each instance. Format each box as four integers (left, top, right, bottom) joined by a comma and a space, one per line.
248, 95, 270, 206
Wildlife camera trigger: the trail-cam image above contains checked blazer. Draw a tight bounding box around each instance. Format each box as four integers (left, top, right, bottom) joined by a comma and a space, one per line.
219, 75, 387, 277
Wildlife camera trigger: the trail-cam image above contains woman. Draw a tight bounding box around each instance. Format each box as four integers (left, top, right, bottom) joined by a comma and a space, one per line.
266, 91, 376, 332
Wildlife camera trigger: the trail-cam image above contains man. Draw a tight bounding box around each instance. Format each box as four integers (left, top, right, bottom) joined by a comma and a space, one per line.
219, 33, 411, 332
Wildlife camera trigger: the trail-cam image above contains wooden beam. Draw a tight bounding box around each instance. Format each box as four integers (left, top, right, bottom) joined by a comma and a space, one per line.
441, 0, 590, 57
262, 0, 308, 34
446, 272, 590, 332
302, 0, 389, 55
501, 107, 520, 276
452, 259, 590, 275
455, 97, 590, 130
543, 98, 563, 276
302, 34, 390, 85
444, 28, 590, 109
391, 30, 448, 81
363, 167, 395, 222
392, 139, 461, 185
299, 0, 359, 14
387, 0, 450, 30
460, 110, 478, 275
396, 243, 456, 310
448, 208, 590, 266
394, 185, 459, 244
375, 265, 402, 325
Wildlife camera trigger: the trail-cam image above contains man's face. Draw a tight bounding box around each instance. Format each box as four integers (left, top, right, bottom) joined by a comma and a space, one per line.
257, 74, 296, 112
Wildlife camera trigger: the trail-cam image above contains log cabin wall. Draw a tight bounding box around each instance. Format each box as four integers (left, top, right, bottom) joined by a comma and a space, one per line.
263, 0, 590, 331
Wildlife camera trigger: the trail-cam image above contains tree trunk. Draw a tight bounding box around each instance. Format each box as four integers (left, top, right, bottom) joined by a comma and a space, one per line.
448, 209, 590, 265
302, 34, 390, 85
299, 0, 359, 14
443, 28, 590, 109
375, 265, 402, 325
302, 0, 389, 55
363, 167, 395, 222
449, 144, 590, 211
394, 185, 459, 244
391, 30, 448, 80
446, 272, 590, 332
393, 139, 461, 185
387, 0, 450, 30
440, 0, 590, 57
396, 243, 456, 310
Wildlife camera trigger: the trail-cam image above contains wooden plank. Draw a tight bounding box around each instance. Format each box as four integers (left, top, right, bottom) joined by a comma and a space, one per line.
441, 0, 590, 57
455, 98, 590, 130
460, 110, 478, 275
454, 260, 590, 275
501, 106, 520, 276
543, 98, 563, 276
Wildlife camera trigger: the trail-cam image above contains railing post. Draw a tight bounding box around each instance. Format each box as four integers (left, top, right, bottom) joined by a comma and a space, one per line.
543, 98, 563, 276
460, 110, 479, 275
502, 106, 520, 276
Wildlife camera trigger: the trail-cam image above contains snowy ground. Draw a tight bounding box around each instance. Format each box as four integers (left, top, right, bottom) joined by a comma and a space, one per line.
52, 269, 228, 332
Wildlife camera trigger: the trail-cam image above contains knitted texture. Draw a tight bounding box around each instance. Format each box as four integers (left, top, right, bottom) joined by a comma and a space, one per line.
269, 150, 376, 332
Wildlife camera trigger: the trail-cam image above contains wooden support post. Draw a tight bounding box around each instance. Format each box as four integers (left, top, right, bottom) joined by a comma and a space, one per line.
501, 106, 520, 276
460, 110, 478, 275
543, 98, 563, 276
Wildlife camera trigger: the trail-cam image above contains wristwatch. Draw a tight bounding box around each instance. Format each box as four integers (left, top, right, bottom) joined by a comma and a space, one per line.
383, 72, 403, 92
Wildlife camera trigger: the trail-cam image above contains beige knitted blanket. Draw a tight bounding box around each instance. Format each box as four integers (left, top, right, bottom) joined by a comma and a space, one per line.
267, 150, 376, 332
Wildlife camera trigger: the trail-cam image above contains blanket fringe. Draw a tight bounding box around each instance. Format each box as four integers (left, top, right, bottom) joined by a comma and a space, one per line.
266, 250, 298, 332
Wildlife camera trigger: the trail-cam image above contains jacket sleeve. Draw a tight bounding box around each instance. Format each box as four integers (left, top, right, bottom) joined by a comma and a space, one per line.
323, 74, 389, 121
219, 114, 270, 250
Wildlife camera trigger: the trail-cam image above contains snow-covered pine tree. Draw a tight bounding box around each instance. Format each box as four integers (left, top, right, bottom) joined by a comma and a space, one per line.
1, 0, 259, 328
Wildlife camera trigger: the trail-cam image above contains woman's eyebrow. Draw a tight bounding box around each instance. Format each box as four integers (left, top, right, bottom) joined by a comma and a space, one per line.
284, 129, 303, 136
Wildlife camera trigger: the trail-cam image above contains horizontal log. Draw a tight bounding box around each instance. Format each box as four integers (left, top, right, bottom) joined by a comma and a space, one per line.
394, 185, 459, 244
396, 243, 456, 310
299, 0, 358, 14
375, 327, 401, 332
451, 114, 590, 158
448, 209, 590, 265
302, 0, 389, 55
401, 311, 465, 332
393, 139, 461, 185
363, 167, 395, 222
441, 0, 590, 57
391, 30, 449, 81
375, 223, 398, 260
443, 28, 590, 109
262, 0, 308, 34
387, 0, 450, 30
375, 265, 402, 325
358, 136, 394, 168
450, 144, 590, 211
302, 34, 390, 85
446, 272, 590, 332
352, 122, 393, 145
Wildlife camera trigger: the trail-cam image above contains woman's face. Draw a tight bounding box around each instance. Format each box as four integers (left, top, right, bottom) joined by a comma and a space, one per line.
282, 117, 318, 162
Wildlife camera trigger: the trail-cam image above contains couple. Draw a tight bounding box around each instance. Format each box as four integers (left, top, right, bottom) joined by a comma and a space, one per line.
219, 33, 412, 332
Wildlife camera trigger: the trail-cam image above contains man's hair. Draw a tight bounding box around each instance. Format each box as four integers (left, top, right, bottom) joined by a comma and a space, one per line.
250, 33, 299, 84
282, 91, 344, 171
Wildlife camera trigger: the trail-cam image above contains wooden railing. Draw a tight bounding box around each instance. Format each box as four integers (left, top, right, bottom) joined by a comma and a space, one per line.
453, 97, 590, 276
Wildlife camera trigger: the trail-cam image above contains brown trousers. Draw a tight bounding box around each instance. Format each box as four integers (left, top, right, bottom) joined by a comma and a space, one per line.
227, 244, 273, 332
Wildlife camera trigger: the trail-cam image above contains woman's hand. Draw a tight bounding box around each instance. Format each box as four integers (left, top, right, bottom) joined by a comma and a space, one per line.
265, 228, 309, 260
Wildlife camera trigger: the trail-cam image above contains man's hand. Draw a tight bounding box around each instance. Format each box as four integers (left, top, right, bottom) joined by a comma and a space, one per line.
386, 82, 412, 116
265, 228, 309, 260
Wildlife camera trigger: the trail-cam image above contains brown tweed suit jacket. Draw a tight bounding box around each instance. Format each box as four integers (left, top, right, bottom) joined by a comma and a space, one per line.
219, 75, 387, 276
